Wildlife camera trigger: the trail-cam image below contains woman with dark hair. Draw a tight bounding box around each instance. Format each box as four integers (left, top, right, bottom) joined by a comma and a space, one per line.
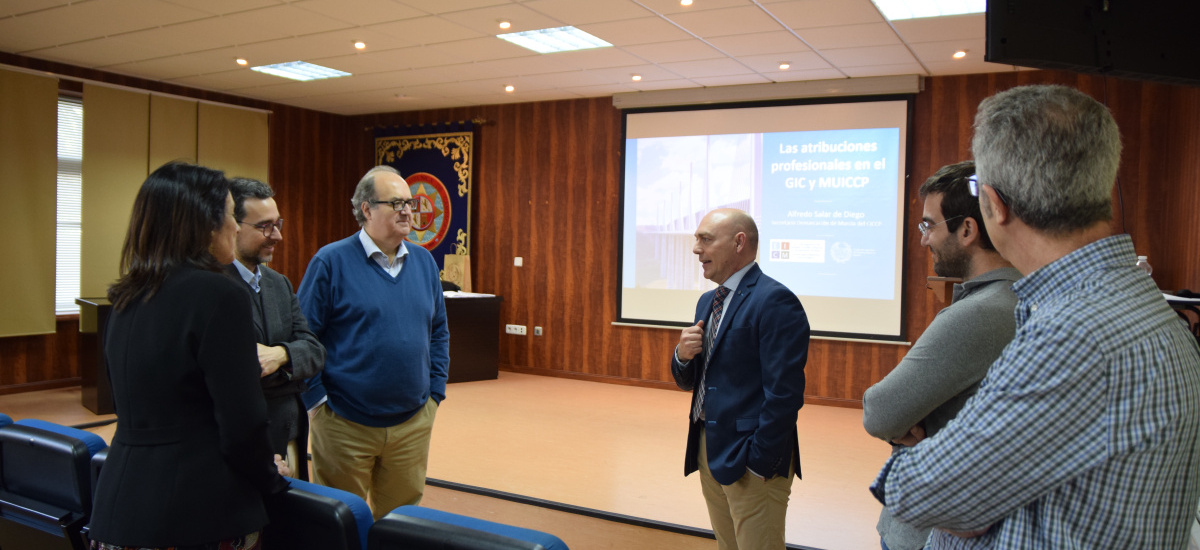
89, 162, 288, 550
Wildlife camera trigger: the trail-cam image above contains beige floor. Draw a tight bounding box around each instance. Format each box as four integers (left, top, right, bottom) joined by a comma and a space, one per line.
0, 373, 889, 550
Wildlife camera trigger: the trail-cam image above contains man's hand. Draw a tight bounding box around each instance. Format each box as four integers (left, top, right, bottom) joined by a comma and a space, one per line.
273, 454, 292, 477
258, 343, 289, 377
891, 423, 926, 447
676, 320, 705, 362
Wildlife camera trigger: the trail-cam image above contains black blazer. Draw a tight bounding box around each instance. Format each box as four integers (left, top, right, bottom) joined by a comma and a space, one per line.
225, 263, 325, 456
91, 267, 288, 547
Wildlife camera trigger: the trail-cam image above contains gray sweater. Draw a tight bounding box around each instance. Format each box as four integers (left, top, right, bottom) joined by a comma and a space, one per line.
863, 267, 1020, 550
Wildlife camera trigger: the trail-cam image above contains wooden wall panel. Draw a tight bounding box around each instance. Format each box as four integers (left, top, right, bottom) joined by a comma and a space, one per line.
3, 49, 1200, 407
348, 73, 1200, 407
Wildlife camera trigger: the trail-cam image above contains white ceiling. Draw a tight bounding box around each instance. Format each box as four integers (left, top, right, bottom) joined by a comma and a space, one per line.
0, 0, 1021, 115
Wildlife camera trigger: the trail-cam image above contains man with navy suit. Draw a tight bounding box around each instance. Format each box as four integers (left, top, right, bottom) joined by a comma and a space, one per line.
671, 208, 810, 550
227, 177, 325, 480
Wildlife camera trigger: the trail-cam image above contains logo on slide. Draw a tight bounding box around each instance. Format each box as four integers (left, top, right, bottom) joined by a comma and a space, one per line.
404, 172, 452, 250
831, 242, 852, 263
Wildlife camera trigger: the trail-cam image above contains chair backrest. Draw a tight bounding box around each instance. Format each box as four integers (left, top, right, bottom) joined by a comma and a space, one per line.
262, 477, 372, 550
368, 506, 568, 550
90, 447, 108, 493
1, 420, 104, 516
0, 421, 98, 549
12, 419, 107, 458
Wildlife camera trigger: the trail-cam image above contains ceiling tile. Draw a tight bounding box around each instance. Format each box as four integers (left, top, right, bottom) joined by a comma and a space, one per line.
0, 0, 211, 52
706, 31, 811, 57
635, 0, 752, 17
311, 47, 463, 75
421, 36, 537, 63
840, 63, 926, 78
158, 0, 282, 16
101, 48, 248, 78
1, 0, 73, 18
394, 0, 511, 15
769, 68, 849, 82
542, 46, 647, 70
659, 57, 754, 79
577, 16, 692, 47
292, 0, 427, 26
432, 3, 565, 35
737, 51, 833, 73
821, 44, 917, 68
763, 0, 884, 29
167, 68, 281, 91
366, 15, 485, 46
665, 5, 784, 38
622, 40, 725, 64
523, 0, 651, 25
891, 13, 984, 43
797, 22, 901, 50
907, 38, 986, 67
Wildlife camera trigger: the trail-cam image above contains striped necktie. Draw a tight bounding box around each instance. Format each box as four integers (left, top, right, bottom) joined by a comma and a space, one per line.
692, 285, 730, 422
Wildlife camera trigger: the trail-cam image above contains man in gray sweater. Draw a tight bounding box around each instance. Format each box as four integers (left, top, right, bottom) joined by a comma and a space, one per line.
862, 160, 1020, 550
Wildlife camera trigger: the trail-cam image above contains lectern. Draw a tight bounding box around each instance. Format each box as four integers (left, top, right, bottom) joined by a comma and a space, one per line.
76, 297, 113, 415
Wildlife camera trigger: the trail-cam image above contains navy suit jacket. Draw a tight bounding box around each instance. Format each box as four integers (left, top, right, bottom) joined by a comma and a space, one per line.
671, 263, 809, 485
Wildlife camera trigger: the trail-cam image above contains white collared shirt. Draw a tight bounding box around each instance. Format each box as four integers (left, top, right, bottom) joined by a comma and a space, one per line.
358, 230, 408, 277
232, 259, 262, 293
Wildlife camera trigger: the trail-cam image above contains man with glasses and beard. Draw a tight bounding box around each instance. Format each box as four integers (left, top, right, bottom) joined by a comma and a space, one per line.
226, 177, 325, 480
862, 161, 1019, 550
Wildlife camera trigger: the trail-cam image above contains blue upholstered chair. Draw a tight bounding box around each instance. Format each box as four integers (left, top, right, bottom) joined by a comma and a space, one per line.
0, 413, 12, 428
369, 505, 569, 550
261, 477, 373, 550
0, 418, 108, 550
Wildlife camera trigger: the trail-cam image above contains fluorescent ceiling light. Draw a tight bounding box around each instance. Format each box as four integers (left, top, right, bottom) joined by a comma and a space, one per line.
871, 0, 985, 21
250, 61, 351, 81
497, 26, 611, 54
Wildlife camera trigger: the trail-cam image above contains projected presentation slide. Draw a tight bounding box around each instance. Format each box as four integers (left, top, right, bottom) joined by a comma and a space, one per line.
619, 99, 909, 339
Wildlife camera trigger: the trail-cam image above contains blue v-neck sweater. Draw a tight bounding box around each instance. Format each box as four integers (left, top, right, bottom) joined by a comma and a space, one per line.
298, 234, 449, 428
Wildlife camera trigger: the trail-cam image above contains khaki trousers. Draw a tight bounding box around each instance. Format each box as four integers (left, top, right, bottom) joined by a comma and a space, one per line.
310, 398, 438, 520
699, 431, 794, 550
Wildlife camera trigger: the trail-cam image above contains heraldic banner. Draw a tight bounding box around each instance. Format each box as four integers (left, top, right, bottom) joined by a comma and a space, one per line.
375, 121, 473, 278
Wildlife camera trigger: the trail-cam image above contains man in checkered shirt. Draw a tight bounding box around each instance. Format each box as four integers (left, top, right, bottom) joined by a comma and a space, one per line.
870, 84, 1200, 548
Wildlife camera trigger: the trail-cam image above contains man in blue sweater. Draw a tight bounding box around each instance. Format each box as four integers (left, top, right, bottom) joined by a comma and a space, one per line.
298, 165, 449, 519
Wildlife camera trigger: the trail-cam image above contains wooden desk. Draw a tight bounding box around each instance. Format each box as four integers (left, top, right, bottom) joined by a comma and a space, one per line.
445, 295, 502, 383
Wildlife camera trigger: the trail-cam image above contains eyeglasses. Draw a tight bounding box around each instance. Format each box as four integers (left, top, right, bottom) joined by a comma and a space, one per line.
917, 215, 963, 236
967, 175, 1008, 204
239, 219, 284, 237
370, 198, 420, 212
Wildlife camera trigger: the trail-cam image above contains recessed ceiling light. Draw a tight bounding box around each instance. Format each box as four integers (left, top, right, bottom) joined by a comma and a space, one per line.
779, 62, 791, 70
631, 74, 642, 81
354, 41, 366, 50
250, 61, 351, 81
497, 26, 612, 54
505, 85, 515, 93
236, 58, 248, 66
681, 0, 693, 5
871, 0, 984, 21
498, 20, 512, 30
953, 50, 967, 59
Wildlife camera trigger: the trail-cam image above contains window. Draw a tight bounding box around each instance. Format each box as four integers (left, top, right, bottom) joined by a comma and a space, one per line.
56, 97, 82, 314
